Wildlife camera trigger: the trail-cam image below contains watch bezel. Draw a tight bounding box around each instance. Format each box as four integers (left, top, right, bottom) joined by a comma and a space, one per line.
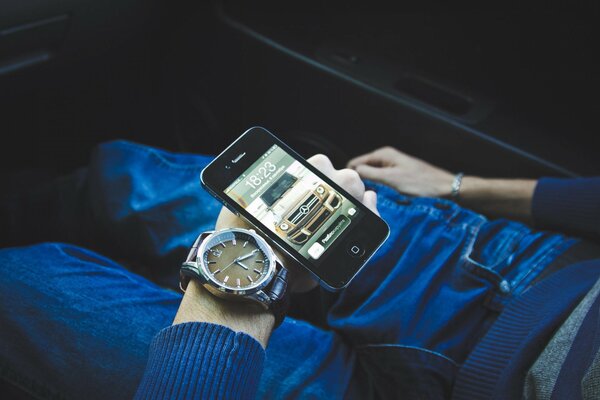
196, 228, 278, 296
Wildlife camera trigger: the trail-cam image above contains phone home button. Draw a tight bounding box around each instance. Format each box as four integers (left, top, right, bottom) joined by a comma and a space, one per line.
347, 241, 365, 258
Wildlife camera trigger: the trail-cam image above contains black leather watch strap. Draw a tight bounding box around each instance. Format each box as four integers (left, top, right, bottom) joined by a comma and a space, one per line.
264, 263, 290, 328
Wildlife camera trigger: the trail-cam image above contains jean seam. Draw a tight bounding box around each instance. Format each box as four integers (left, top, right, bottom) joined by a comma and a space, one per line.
464, 226, 527, 269
459, 224, 506, 288
378, 197, 442, 217
50, 243, 175, 303
379, 197, 486, 235
508, 236, 576, 297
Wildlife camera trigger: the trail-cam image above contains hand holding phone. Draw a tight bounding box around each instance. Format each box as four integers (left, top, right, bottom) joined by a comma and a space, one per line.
214, 152, 380, 292
202, 127, 390, 291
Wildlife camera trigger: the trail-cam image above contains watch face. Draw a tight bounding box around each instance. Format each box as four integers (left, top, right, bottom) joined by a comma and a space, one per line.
198, 229, 274, 292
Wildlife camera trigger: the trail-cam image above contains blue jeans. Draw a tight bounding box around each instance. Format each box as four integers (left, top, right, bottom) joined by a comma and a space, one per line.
0, 141, 578, 399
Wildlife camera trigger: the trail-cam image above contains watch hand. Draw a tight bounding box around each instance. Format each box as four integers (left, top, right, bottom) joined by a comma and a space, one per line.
236, 249, 259, 262
220, 259, 238, 273
212, 249, 257, 274
235, 261, 249, 270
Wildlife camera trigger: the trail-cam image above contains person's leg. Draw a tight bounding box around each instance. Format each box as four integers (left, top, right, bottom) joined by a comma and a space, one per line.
0, 243, 355, 399
0, 243, 180, 399
259, 319, 355, 399
85, 141, 222, 273
292, 181, 585, 398
3, 140, 582, 396
1, 141, 223, 288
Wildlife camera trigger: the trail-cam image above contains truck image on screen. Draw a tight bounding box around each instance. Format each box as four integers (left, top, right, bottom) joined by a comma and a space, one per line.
261, 172, 342, 245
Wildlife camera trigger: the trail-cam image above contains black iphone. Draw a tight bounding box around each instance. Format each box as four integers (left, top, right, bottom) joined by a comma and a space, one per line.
200, 126, 390, 291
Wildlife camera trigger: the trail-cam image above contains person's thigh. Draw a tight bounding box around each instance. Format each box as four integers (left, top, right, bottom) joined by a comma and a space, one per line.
260, 319, 355, 399
0, 243, 180, 399
86, 141, 223, 283
1, 141, 223, 289
309, 182, 578, 398
0, 243, 355, 399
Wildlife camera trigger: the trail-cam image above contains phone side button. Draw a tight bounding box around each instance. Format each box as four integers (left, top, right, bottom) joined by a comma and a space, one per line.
346, 241, 365, 258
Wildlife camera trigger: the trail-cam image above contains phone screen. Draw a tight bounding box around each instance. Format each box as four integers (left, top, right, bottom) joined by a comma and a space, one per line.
224, 144, 360, 263
201, 127, 389, 290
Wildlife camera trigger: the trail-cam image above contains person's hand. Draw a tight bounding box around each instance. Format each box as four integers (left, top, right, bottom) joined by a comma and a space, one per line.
348, 146, 537, 223
215, 154, 380, 293
176, 154, 379, 347
347, 146, 455, 197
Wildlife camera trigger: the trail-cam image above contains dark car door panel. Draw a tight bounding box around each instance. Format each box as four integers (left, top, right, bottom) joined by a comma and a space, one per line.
204, 1, 599, 177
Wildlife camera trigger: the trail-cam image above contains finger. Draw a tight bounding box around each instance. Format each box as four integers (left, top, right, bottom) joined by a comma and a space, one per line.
354, 164, 392, 185
347, 150, 381, 169
334, 168, 365, 199
362, 190, 380, 216
347, 146, 398, 169
307, 154, 335, 179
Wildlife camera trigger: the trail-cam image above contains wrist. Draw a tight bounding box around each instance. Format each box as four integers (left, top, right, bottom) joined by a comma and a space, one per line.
458, 176, 491, 200
174, 280, 275, 348
456, 176, 536, 222
431, 171, 456, 198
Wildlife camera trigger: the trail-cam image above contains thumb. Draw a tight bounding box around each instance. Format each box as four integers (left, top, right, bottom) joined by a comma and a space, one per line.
362, 190, 380, 216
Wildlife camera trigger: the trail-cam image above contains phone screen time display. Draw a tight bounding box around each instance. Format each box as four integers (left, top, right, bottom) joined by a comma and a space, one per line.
224, 145, 359, 262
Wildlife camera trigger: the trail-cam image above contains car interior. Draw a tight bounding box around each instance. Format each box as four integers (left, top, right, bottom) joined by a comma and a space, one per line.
1, 0, 598, 397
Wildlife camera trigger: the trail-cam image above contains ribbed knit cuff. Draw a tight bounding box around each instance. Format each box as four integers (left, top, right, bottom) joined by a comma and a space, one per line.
532, 177, 600, 237
453, 260, 600, 399
135, 322, 265, 400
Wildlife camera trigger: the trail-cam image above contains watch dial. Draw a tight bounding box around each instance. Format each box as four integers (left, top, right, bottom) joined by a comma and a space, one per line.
202, 231, 270, 290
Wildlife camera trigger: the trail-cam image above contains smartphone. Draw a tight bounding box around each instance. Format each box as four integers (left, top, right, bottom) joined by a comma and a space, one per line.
200, 126, 390, 291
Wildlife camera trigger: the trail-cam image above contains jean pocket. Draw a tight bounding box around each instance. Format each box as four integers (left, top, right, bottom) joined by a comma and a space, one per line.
354, 345, 457, 400
460, 220, 528, 293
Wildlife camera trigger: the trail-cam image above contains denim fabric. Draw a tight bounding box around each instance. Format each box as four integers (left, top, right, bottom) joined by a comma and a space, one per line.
329, 182, 577, 398
0, 141, 577, 399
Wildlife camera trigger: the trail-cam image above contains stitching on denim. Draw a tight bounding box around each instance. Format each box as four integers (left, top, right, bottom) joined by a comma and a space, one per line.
51, 243, 178, 298
467, 227, 525, 270
459, 222, 533, 290
364, 181, 481, 231
486, 237, 573, 308
442, 205, 461, 225
459, 225, 505, 287
462, 260, 504, 286
379, 197, 458, 224
366, 180, 470, 215
509, 236, 576, 296
459, 221, 485, 259
355, 344, 459, 367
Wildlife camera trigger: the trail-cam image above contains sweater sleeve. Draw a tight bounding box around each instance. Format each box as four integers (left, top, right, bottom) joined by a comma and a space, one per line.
134, 322, 265, 399
532, 177, 600, 241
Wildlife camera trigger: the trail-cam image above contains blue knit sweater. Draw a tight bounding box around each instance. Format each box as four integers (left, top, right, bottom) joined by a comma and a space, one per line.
533, 177, 600, 240
135, 177, 600, 399
454, 177, 600, 399
135, 322, 265, 399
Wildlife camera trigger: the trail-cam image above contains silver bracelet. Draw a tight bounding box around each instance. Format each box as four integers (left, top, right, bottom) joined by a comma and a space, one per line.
450, 172, 464, 198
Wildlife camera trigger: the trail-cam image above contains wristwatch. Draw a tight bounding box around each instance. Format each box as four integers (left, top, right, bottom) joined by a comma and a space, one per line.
180, 228, 290, 327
